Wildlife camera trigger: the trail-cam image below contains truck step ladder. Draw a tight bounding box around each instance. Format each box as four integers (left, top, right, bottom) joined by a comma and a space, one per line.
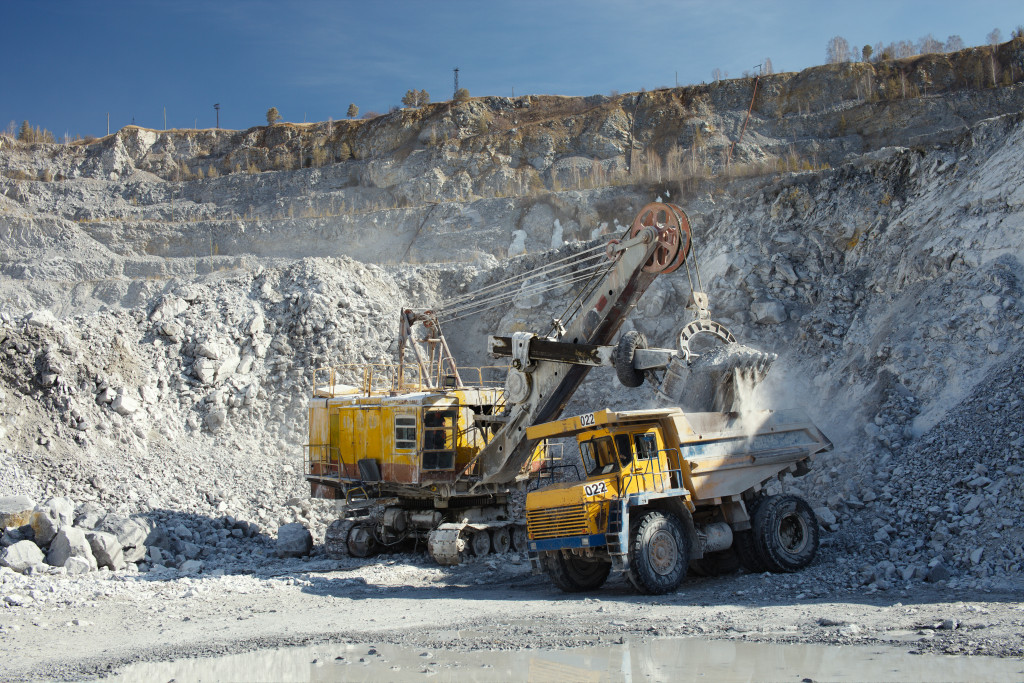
606, 498, 630, 571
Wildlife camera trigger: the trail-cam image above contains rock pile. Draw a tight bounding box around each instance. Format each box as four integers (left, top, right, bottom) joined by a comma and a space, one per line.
0, 495, 146, 575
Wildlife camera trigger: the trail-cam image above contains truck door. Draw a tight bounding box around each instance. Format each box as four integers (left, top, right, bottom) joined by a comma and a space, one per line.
619, 429, 669, 494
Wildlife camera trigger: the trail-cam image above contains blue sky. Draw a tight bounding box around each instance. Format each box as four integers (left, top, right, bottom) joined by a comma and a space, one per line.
3, 0, 1021, 138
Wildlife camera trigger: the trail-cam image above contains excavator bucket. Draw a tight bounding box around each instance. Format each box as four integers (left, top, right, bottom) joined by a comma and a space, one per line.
655, 344, 776, 412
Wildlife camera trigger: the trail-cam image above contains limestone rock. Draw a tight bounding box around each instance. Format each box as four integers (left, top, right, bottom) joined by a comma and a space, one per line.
29, 509, 61, 547
751, 300, 788, 325
0, 540, 45, 573
179, 559, 203, 574
205, 407, 228, 432
112, 392, 139, 416
87, 530, 126, 571
276, 522, 313, 558
0, 495, 36, 528
74, 502, 107, 529
44, 497, 75, 525
98, 515, 148, 563
46, 527, 98, 571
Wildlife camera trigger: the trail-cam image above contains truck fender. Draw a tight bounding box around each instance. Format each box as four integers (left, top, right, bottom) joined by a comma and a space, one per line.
634, 498, 700, 560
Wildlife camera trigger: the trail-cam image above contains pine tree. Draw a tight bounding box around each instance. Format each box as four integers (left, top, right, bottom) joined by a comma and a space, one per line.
347, 103, 358, 118
18, 120, 32, 142
266, 107, 281, 126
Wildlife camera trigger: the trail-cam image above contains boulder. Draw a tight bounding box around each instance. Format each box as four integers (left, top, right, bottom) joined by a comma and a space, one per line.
1, 524, 34, 547
65, 556, 93, 575
179, 559, 203, 574
74, 502, 107, 529
87, 530, 126, 571
0, 540, 45, 573
0, 495, 36, 528
751, 300, 788, 325
46, 527, 98, 571
44, 497, 76, 525
276, 523, 313, 558
98, 515, 148, 563
205, 407, 228, 432
112, 392, 139, 416
30, 509, 61, 547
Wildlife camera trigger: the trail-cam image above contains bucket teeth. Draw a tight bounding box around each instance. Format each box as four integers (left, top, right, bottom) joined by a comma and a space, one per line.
655, 345, 776, 412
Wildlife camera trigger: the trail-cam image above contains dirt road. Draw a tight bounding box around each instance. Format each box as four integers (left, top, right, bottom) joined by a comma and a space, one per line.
3, 548, 1023, 681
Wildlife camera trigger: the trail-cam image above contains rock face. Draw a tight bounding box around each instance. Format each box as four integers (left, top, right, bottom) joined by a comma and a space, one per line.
46, 527, 98, 571
276, 523, 313, 558
0, 540, 45, 573
0, 496, 36, 528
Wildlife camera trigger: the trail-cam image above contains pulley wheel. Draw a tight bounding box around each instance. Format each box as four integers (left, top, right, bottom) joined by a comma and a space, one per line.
628, 202, 691, 274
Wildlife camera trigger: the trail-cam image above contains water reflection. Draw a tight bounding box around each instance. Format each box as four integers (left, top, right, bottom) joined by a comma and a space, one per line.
111, 636, 1024, 682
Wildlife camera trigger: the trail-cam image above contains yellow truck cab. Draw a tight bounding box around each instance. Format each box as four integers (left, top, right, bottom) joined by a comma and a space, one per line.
524, 408, 831, 594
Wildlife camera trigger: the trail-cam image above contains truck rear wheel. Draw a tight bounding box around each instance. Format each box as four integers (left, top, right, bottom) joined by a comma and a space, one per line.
542, 552, 611, 592
628, 510, 689, 594
754, 494, 818, 572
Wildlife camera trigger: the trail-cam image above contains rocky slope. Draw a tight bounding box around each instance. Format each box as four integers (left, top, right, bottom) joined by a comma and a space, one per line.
2, 43, 1024, 597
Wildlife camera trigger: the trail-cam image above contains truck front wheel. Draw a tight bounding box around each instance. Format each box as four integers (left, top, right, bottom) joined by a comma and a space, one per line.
542, 552, 611, 592
628, 510, 689, 594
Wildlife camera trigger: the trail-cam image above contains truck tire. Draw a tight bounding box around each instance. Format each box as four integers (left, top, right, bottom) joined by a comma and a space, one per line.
324, 519, 356, 559
614, 331, 648, 388
753, 494, 819, 572
628, 510, 689, 594
542, 552, 611, 592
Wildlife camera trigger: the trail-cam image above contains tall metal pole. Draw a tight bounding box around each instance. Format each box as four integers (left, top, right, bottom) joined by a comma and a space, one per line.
214, 103, 220, 129
453, 67, 459, 98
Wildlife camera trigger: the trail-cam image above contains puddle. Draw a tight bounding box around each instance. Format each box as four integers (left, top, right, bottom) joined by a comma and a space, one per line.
109, 636, 1024, 682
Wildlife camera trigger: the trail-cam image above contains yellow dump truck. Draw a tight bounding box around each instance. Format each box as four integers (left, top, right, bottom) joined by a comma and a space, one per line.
524, 407, 831, 594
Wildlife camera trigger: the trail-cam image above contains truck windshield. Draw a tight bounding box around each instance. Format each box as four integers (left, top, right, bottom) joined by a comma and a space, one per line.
580, 436, 617, 476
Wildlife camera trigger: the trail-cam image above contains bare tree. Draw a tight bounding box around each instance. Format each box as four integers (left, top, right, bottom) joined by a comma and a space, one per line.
944, 35, 965, 52
918, 34, 943, 54
895, 40, 916, 59
987, 29, 1002, 86
826, 36, 851, 64
712, 67, 723, 82
763, 57, 774, 75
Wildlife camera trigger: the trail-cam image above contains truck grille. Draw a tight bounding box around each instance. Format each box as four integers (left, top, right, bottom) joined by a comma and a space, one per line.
527, 504, 589, 540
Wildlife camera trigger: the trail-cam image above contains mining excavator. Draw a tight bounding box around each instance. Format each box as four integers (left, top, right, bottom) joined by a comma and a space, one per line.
304, 203, 825, 568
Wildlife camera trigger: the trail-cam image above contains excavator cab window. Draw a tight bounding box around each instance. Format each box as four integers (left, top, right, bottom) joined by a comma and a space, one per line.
579, 436, 617, 476
422, 408, 456, 471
